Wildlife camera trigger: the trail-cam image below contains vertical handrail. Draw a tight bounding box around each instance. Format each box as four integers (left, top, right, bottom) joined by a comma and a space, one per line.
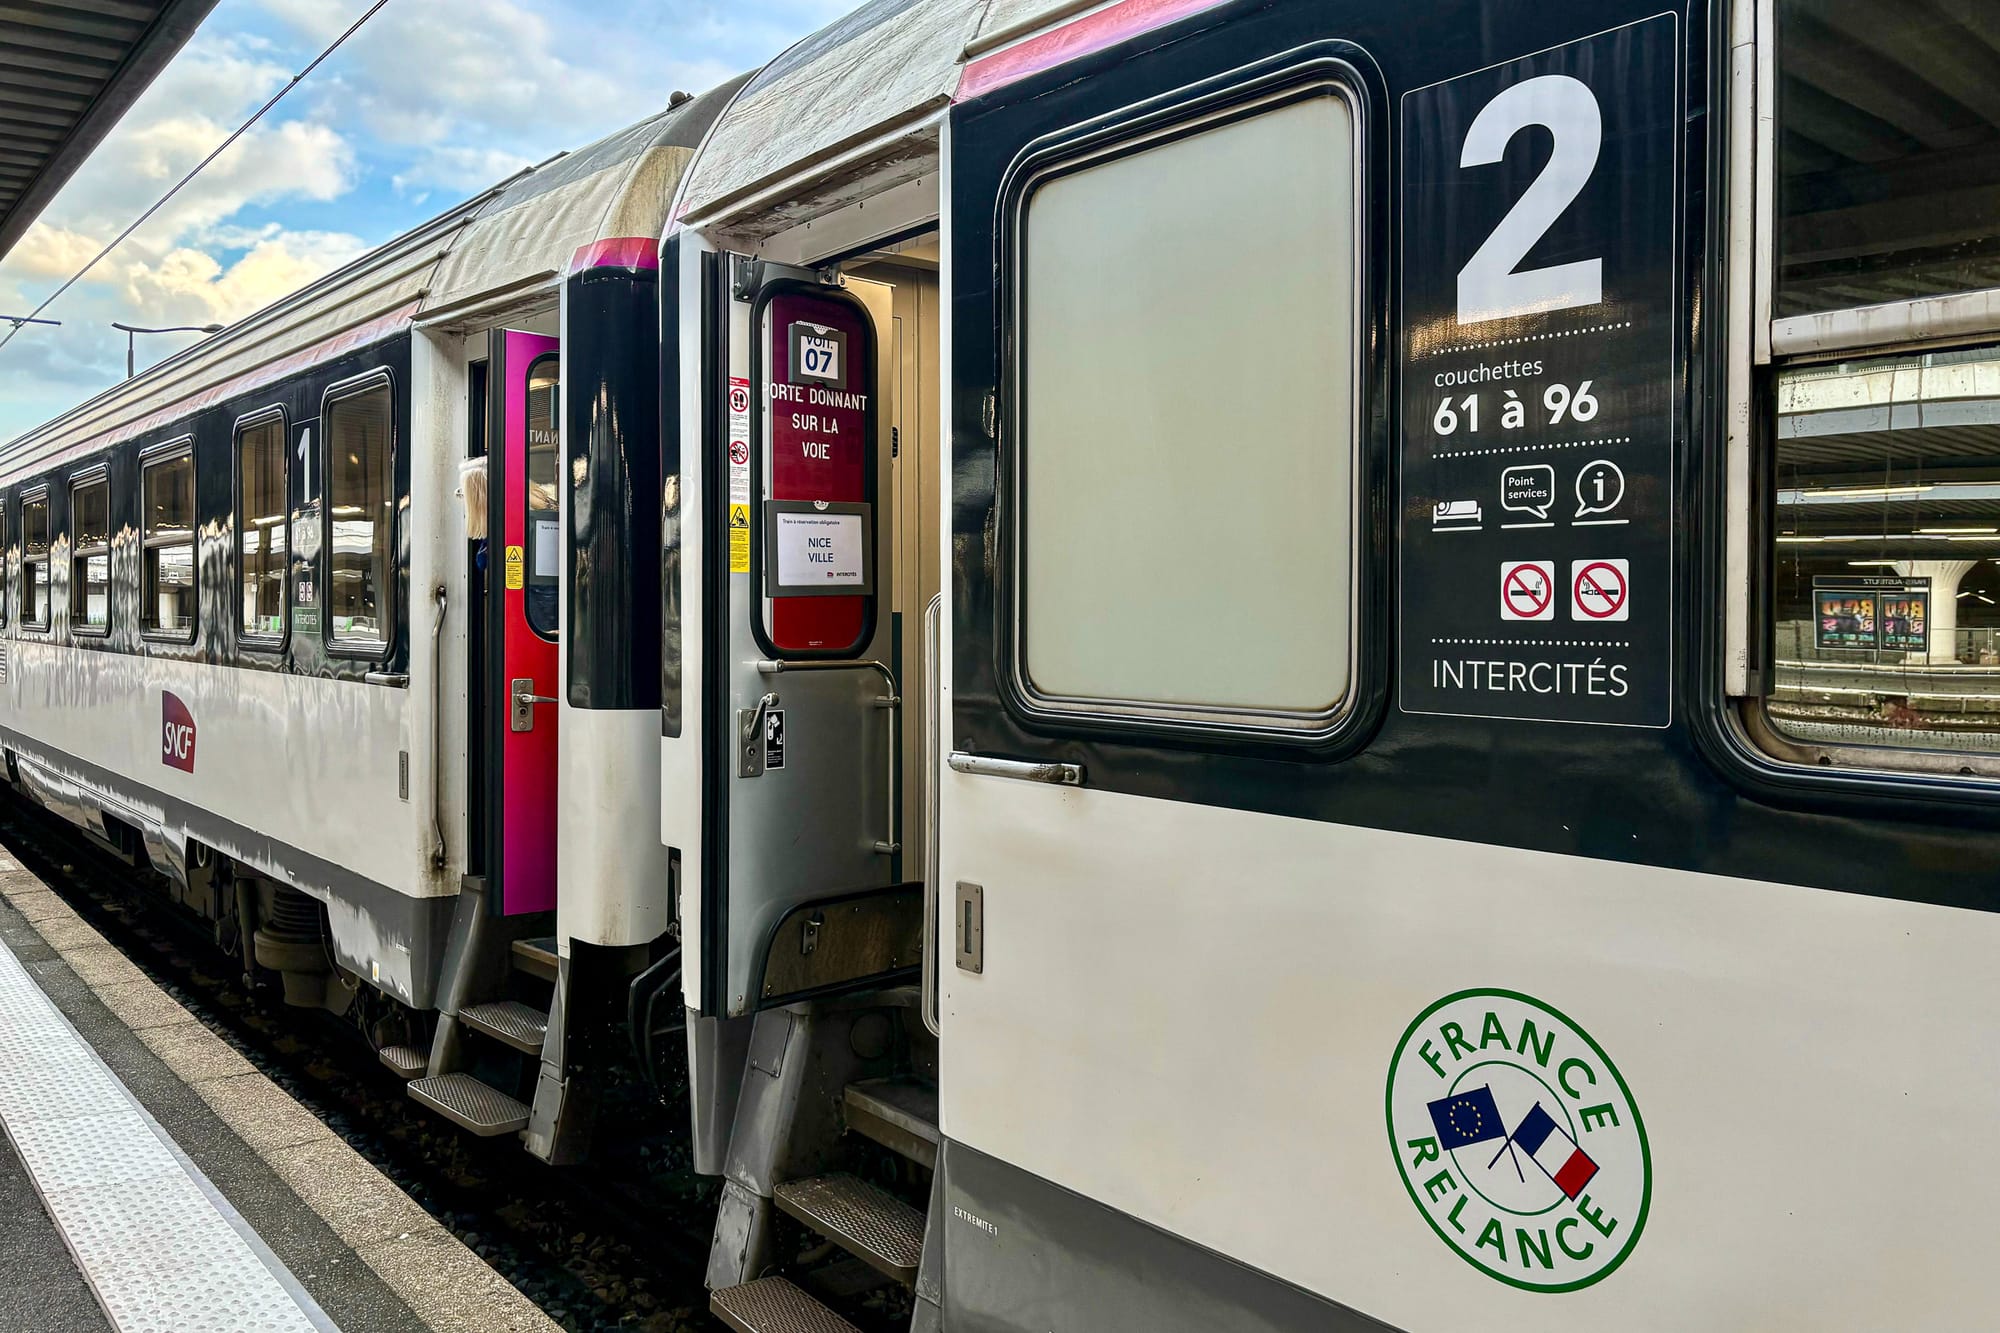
430, 584, 449, 870
921, 593, 942, 1037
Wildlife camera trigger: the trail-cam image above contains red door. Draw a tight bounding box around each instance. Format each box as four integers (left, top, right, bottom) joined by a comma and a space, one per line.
495, 331, 561, 915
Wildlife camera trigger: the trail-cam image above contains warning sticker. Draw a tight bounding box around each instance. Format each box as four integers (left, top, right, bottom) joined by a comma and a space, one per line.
504, 544, 524, 590
1570, 559, 1629, 622
728, 375, 751, 508
729, 503, 751, 574
1500, 561, 1555, 622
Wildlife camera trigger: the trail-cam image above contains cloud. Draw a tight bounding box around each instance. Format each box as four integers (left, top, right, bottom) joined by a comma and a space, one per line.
257, 0, 761, 195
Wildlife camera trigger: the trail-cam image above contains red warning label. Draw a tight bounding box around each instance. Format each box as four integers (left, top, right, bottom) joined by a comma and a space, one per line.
1500, 561, 1556, 621
1571, 559, 1630, 621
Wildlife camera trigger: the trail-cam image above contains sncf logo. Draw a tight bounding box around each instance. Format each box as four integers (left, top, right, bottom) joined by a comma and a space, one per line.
162, 692, 196, 773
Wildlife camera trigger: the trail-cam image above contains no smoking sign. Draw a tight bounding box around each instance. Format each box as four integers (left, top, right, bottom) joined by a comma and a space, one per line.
1500, 561, 1555, 621
1571, 558, 1630, 621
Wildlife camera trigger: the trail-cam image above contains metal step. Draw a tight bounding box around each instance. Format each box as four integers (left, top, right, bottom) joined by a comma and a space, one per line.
774, 1174, 924, 1285
711, 1276, 860, 1333
459, 999, 548, 1054
377, 1043, 426, 1080
843, 1078, 939, 1169
511, 936, 558, 983
408, 1073, 528, 1136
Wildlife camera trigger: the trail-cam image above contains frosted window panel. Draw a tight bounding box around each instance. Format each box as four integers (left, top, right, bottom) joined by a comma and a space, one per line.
1022, 95, 1356, 715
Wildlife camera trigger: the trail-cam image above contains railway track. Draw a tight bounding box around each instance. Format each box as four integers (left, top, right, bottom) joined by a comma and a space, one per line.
0, 794, 720, 1333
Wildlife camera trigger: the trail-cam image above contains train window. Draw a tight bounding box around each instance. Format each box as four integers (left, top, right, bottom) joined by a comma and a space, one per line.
1776, 1, 2000, 315
525, 355, 559, 640
142, 447, 196, 639
1011, 91, 1358, 732
1763, 342, 2000, 765
324, 378, 394, 652
235, 413, 287, 643
69, 474, 109, 635
21, 491, 47, 630
0, 501, 8, 628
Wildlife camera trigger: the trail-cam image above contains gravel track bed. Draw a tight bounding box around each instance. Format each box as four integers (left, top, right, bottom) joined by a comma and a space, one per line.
0, 798, 721, 1333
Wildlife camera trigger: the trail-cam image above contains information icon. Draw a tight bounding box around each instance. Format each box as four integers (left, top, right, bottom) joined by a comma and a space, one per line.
1574, 459, 1626, 520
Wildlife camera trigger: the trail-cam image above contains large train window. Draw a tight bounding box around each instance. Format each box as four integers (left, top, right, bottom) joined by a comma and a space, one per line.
69, 473, 109, 636
141, 443, 196, 640
1739, 4, 2000, 776
323, 376, 395, 654
235, 410, 287, 645
1006, 87, 1360, 735
20, 490, 46, 631
524, 355, 559, 641
1774, 0, 2000, 316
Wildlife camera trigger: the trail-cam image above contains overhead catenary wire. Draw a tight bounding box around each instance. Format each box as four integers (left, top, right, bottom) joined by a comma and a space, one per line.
0, 0, 396, 358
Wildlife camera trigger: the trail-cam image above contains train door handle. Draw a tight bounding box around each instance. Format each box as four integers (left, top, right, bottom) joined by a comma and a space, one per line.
510, 678, 558, 732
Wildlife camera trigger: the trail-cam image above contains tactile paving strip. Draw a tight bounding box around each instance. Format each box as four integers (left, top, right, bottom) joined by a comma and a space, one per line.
0, 939, 331, 1332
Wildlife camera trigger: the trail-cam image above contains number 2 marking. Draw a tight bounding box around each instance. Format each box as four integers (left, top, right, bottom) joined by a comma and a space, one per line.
1455, 74, 1603, 325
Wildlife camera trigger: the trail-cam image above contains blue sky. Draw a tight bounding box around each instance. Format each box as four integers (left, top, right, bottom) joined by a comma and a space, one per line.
0, 0, 851, 440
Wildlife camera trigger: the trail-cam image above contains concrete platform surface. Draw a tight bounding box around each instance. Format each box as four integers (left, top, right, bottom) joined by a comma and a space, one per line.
0, 851, 560, 1333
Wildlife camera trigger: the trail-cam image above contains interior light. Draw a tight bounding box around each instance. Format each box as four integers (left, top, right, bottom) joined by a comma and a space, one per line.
1804, 483, 1936, 498
1917, 527, 1998, 534
1847, 560, 1900, 567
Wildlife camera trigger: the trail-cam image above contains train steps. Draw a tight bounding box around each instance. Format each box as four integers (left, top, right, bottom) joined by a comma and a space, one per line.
405, 927, 557, 1136
711, 1074, 939, 1331
711, 1275, 861, 1333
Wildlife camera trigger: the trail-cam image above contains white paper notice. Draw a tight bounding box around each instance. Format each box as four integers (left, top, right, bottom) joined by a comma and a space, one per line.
774, 512, 865, 587
533, 520, 559, 576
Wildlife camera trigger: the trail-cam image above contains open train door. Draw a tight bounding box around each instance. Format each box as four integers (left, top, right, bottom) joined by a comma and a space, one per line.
486, 330, 562, 916
700, 259, 919, 1018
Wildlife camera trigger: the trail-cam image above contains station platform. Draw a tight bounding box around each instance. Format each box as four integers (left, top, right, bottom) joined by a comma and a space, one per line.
0, 853, 559, 1333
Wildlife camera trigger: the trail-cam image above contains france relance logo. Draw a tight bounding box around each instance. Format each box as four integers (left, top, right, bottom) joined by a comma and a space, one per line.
1386, 989, 1650, 1291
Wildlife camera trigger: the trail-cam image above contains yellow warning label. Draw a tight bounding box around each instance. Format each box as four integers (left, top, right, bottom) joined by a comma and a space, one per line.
729, 504, 751, 574
504, 544, 524, 590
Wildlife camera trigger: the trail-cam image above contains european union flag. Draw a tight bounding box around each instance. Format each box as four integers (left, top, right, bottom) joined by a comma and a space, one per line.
1427, 1086, 1505, 1150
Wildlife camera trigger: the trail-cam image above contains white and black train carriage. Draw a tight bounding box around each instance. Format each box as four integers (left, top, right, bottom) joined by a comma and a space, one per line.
9, 0, 2000, 1330
661, 0, 2000, 1330
0, 81, 746, 1155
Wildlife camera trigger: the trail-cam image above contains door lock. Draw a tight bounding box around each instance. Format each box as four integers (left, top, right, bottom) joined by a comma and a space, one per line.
738, 693, 780, 776
510, 677, 558, 732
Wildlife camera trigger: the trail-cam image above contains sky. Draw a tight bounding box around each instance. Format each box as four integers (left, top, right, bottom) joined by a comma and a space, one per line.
0, 0, 851, 441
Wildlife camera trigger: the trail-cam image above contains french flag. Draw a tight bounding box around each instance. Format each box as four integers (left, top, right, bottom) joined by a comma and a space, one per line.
1512, 1103, 1598, 1199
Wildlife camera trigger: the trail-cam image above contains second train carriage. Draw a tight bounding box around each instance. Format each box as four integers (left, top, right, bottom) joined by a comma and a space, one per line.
3, 0, 2000, 1330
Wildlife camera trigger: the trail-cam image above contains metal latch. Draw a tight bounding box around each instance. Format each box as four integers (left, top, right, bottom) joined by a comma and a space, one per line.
738, 693, 779, 776
955, 882, 983, 975
510, 677, 557, 732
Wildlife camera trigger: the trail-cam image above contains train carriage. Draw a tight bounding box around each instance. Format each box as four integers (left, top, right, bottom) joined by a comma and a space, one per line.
3, 0, 2000, 1330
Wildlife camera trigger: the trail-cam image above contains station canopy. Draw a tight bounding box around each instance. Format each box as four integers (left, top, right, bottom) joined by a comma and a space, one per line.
0, 0, 217, 261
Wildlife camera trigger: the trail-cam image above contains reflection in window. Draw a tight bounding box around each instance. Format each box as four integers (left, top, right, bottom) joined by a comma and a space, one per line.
1777, 2, 2000, 315
21, 494, 47, 628
70, 476, 109, 633
237, 417, 287, 639
525, 356, 559, 639
326, 382, 393, 647
143, 452, 195, 636
1770, 343, 2000, 753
